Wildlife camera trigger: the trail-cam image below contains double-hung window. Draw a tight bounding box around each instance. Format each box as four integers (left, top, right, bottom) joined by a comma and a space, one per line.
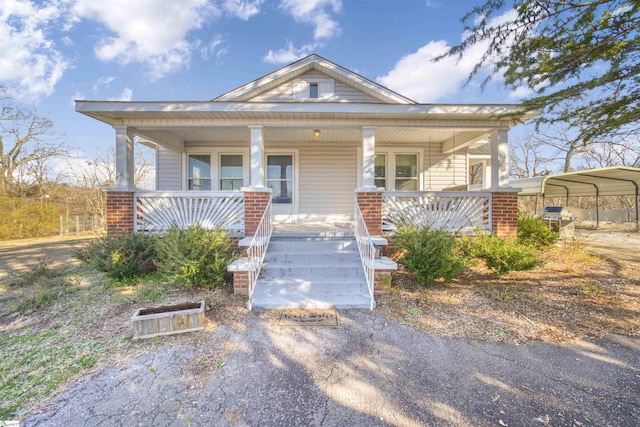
395, 154, 418, 191
220, 154, 243, 190
374, 154, 386, 189
188, 155, 211, 190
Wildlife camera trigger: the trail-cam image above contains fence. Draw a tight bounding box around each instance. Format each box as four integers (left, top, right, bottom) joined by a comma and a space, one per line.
59, 215, 105, 236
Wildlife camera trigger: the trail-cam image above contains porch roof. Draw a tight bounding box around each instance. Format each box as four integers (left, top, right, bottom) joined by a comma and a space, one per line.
75, 100, 532, 125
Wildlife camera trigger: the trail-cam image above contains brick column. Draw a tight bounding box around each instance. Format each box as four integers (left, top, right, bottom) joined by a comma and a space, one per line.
356, 191, 383, 236
491, 191, 518, 238
105, 190, 134, 234
243, 189, 271, 237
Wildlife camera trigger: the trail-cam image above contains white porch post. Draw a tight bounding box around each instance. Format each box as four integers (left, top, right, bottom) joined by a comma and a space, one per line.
249, 125, 265, 188
490, 128, 509, 188
361, 126, 377, 189
113, 125, 136, 190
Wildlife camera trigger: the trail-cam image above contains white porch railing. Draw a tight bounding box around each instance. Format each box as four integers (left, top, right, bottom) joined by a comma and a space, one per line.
134, 191, 244, 232
354, 197, 376, 311
247, 196, 273, 311
382, 191, 492, 233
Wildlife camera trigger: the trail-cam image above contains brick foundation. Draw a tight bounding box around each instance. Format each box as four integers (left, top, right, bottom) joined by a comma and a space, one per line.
356, 191, 383, 236
491, 192, 518, 238
374, 270, 393, 294
233, 271, 249, 295
244, 190, 271, 237
106, 191, 134, 235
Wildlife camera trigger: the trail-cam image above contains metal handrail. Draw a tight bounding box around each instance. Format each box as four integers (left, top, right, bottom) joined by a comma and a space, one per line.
354, 198, 376, 311
247, 196, 273, 311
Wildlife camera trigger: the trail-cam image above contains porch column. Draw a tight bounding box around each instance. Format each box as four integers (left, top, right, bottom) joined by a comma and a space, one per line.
106, 125, 136, 234
249, 125, 265, 188
113, 125, 136, 190
490, 128, 509, 188
361, 126, 377, 190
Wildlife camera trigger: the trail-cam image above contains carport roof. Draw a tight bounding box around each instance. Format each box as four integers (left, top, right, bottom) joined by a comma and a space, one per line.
511, 167, 640, 198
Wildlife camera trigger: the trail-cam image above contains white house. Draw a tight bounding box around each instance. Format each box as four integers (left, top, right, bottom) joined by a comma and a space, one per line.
76, 55, 528, 309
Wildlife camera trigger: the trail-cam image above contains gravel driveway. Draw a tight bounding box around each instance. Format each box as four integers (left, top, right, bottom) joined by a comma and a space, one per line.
24, 311, 640, 427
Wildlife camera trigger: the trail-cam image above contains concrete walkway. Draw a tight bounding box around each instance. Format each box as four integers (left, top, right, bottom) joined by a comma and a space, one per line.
24, 311, 639, 427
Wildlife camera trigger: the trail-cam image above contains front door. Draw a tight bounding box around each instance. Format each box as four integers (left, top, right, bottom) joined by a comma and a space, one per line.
266, 154, 296, 223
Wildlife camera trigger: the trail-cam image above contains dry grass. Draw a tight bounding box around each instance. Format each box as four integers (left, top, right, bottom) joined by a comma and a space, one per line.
378, 239, 640, 344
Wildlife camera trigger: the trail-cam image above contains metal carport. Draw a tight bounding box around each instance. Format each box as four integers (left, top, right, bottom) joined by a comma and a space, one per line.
510, 167, 640, 229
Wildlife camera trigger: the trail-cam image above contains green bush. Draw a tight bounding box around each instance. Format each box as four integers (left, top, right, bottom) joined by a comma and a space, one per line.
392, 225, 471, 285
471, 233, 543, 276
74, 232, 157, 281
154, 225, 238, 288
517, 214, 559, 249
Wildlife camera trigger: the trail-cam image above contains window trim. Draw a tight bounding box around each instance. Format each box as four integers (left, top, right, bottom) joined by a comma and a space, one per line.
183, 147, 249, 191
357, 147, 424, 191
186, 153, 212, 191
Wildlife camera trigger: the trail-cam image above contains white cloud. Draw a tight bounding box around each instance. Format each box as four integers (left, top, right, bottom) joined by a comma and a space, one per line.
197, 35, 228, 59
0, 0, 70, 100
263, 40, 316, 64
222, 0, 264, 20
377, 10, 517, 102
92, 76, 116, 93
279, 0, 342, 40
72, 0, 218, 79
108, 88, 133, 101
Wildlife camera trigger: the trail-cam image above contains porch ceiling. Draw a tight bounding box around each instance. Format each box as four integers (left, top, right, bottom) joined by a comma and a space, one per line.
135, 126, 493, 145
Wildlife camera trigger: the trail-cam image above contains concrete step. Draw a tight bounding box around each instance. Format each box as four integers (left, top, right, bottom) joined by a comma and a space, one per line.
260, 262, 364, 280
267, 238, 358, 253
251, 279, 373, 310
264, 251, 361, 264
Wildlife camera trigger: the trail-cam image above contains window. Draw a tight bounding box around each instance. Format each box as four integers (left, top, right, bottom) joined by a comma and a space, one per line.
188, 155, 211, 190
309, 83, 319, 99
220, 154, 243, 190
374, 154, 386, 189
395, 154, 418, 191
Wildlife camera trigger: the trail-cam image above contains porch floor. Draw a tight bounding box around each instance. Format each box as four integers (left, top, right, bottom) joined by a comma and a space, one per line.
272, 221, 354, 235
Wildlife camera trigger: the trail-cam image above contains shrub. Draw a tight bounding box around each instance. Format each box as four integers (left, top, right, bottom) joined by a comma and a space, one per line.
517, 214, 559, 249
392, 225, 471, 285
154, 225, 238, 289
472, 233, 543, 276
74, 232, 157, 281
0, 195, 62, 240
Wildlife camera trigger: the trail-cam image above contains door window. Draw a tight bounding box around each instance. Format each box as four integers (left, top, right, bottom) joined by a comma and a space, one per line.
267, 155, 293, 203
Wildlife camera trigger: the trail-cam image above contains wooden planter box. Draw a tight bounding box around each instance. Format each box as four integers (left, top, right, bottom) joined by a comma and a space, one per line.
131, 301, 205, 339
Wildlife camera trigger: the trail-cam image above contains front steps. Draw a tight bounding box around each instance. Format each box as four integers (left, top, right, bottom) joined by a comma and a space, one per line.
251, 236, 373, 310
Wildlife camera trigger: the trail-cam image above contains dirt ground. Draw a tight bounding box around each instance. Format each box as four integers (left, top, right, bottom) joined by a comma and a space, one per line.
0, 234, 95, 283
1, 230, 638, 344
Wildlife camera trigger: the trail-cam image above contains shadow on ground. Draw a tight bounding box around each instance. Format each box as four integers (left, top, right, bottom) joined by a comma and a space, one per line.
23, 311, 640, 427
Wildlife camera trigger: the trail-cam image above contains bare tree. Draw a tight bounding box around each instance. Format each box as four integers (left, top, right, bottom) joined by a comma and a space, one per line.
72, 147, 154, 214
0, 86, 70, 194
509, 135, 554, 179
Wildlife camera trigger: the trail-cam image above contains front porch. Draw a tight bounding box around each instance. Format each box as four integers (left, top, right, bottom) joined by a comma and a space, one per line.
105, 187, 518, 310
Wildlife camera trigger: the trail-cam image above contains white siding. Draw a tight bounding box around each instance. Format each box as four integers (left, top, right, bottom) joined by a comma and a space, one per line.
157, 147, 182, 190
249, 70, 383, 103
425, 145, 468, 190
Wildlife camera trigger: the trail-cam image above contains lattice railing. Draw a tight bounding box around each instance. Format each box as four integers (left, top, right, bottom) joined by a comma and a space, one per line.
135, 191, 244, 232
382, 191, 491, 233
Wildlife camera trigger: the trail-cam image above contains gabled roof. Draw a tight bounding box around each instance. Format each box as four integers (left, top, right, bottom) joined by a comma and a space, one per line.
213, 54, 416, 104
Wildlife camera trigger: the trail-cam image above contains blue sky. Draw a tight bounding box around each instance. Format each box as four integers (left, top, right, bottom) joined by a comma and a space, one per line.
1, 0, 526, 162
